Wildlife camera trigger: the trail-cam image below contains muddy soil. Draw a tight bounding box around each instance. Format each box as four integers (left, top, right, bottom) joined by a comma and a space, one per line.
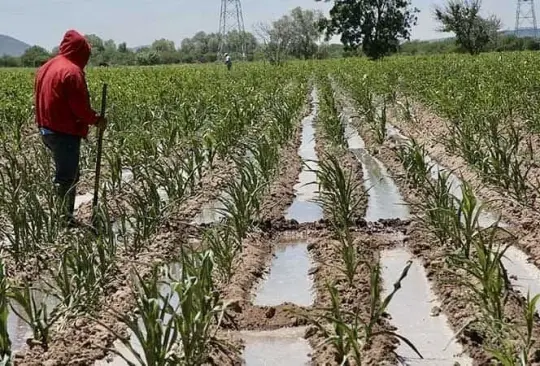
313, 113, 368, 223
306, 229, 399, 365
13, 156, 240, 366
386, 100, 540, 266
259, 117, 303, 222
338, 93, 540, 364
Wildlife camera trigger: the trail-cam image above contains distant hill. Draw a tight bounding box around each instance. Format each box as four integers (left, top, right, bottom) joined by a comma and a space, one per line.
502, 28, 539, 38
0, 35, 30, 57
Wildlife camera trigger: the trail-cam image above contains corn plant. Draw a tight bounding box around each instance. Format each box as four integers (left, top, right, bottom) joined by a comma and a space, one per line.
318, 77, 346, 147
99, 267, 180, 366
373, 100, 387, 144
414, 170, 457, 247
203, 224, 240, 284
102, 250, 234, 365
8, 282, 63, 350
334, 227, 361, 286
490, 292, 540, 365
218, 159, 266, 242
173, 250, 234, 364
300, 261, 421, 364
448, 228, 511, 338
314, 153, 365, 230
395, 138, 431, 188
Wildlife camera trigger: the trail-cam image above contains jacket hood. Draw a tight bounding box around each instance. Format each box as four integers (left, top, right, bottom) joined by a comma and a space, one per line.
59, 30, 91, 68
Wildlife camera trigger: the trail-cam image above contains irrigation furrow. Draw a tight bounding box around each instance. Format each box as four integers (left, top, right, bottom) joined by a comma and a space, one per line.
285, 88, 323, 224
14, 155, 237, 365
380, 247, 472, 365
385, 98, 540, 265
339, 88, 540, 363
384, 117, 540, 317
335, 91, 478, 364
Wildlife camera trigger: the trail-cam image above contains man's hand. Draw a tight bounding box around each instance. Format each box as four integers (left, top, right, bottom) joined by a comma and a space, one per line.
96, 116, 107, 131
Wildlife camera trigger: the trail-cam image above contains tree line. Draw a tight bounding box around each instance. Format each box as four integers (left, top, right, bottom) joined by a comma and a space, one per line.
1, 0, 537, 68
0, 7, 344, 68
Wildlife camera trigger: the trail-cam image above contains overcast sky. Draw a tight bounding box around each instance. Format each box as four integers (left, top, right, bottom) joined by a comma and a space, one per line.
0, 0, 515, 50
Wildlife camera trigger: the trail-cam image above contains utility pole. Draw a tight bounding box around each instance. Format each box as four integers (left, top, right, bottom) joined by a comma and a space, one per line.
516, 0, 538, 38
218, 0, 247, 59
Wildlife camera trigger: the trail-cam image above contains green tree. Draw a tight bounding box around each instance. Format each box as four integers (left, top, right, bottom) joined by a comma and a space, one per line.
85, 34, 105, 52
316, 0, 419, 60
118, 42, 128, 53
151, 39, 176, 53
434, 0, 501, 55
256, 7, 323, 62
20, 46, 50, 67
289, 7, 324, 59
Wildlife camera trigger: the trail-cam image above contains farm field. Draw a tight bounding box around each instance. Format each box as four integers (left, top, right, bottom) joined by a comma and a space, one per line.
1, 52, 540, 365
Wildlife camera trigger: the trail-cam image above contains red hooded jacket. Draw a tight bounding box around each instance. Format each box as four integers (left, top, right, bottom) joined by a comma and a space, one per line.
34, 30, 99, 138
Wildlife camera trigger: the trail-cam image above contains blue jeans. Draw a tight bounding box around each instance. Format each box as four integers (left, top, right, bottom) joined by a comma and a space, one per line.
41, 133, 81, 219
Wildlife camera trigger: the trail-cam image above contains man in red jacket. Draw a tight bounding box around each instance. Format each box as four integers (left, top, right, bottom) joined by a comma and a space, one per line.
35, 29, 107, 227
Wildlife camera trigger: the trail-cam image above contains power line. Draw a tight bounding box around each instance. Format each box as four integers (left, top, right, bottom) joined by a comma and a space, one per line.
516, 0, 538, 38
218, 0, 246, 59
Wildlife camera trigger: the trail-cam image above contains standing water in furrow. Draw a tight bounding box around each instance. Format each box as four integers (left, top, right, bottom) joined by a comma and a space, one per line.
343, 113, 409, 222
252, 240, 314, 307
94, 262, 182, 366
5, 167, 129, 356
242, 90, 321, 365
341, 108, 469, 364
242, 327, 311, 366
380, 248, 472, 365
386, 122, 540, 311
285, 89, 323, 223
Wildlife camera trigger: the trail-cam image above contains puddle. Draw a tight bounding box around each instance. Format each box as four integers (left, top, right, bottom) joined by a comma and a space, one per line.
7, 286, 60, 355
285, 90, 323, 223
242, 327, 311, 366
502, 246, 540, 313
352, 148, 409, 222
253, 241, 314, 307
191, 193, 228, 225
74, 192, 94, 210
381, 248, 472, 365
7, 309, 32, 353
343, 117, 409, 222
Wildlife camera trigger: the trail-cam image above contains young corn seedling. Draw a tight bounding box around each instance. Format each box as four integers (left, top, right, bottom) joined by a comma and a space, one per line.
173, 250, 234, 364
334, 227, 361, 286
314, 153, 365, 230
300, 261, 421, 364
415, 170, 457, 247
218, 159, 266, 242
203, 224, 240, 284
247, 135, 280, 183
490, 291, 540, 365
318, 80, 346, 147
372, 100, 387, 145
100, 266, 180, 366
449, 228, 511, 336
451, 182, 492, 258
396, 138, 431, 188
8, 282, 63, 350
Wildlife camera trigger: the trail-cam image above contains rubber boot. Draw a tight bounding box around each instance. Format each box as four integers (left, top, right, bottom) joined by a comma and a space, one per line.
55, 183, 77, 228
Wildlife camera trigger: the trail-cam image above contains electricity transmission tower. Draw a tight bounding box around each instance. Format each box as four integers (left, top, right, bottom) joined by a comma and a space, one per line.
218, 0, 246, 59
516, 0, 538, 38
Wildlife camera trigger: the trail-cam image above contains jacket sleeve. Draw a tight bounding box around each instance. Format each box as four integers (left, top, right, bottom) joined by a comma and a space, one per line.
65, 70, 99, 125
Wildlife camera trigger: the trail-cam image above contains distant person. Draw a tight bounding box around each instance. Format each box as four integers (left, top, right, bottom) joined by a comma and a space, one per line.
34, 29, 107, 227
224, 53, 232, 71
